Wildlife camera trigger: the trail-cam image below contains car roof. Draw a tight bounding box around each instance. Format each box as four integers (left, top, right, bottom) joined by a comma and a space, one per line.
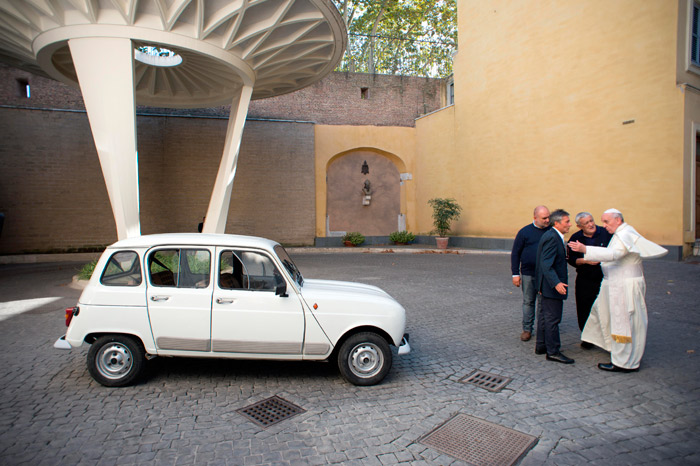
107, 233, 280, 250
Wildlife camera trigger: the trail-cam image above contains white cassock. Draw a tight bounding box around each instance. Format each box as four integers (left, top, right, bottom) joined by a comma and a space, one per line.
581, 223, 667, 369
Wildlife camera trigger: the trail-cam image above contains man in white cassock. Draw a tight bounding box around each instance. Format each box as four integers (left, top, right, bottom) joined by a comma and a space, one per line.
569, 209, 667, 372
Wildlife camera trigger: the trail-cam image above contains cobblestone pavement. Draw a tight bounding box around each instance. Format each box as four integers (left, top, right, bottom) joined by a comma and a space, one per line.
0, 253, 698, 465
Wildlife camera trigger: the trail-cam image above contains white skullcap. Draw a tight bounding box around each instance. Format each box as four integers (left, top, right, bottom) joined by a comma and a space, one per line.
604, 208, 622, 215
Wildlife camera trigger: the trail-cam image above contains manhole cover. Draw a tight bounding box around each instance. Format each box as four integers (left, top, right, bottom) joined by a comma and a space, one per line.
237, 396, 305, 428
459, 370, 511, 392
419, 413, 537, 466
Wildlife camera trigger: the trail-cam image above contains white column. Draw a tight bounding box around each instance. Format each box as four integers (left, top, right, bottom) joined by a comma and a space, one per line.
68, 37, 140, 239
202, 85, 254, 233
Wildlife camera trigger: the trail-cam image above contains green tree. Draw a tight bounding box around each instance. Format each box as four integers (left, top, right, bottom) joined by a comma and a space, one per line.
333, 0, 457, 78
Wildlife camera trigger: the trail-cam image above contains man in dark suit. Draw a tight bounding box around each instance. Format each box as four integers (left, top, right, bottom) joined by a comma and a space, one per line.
535, 209, 574, 364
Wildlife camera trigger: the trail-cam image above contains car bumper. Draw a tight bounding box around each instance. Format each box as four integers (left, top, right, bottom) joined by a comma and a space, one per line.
397, 333, 411, 355
54, 335, 72, 350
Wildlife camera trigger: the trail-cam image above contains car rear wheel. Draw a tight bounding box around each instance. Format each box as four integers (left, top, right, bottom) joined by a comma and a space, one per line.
338, 332, 392, 386
87, 335, 145, 387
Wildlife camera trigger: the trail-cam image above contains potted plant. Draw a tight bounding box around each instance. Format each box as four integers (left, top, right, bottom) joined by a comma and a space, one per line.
342, 231, 365, 247
428, 198, 462, 249
389, 230, 416, 245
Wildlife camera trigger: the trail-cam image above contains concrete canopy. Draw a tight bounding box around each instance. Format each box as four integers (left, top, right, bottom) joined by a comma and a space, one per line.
0, 0, 346, 237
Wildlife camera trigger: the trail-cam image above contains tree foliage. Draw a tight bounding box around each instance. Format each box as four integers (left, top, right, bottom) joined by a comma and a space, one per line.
333, 0, 457, 78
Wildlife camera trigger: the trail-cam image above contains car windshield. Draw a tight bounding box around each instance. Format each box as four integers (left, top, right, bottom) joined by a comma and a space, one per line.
274, 245, 304, 287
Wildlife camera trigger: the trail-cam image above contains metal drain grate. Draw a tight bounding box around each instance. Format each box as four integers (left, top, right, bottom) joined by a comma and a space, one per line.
419, 413, 537, 466
459, 370, 511, 392
237, 396, 305, 428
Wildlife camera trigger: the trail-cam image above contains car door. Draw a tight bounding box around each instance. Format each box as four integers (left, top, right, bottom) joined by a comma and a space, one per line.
211, 248, 304, 356
146, 247, 214, 352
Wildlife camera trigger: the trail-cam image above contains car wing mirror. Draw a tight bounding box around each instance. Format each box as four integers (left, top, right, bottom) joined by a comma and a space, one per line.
275, 280, 288, 297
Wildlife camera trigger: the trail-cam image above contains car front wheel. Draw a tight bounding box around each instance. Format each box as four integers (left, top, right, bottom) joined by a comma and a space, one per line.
338, 332, 392, 386
87, 335, 145, 387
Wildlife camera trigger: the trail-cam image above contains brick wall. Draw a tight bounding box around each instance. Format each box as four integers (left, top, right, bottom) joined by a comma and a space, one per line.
0, 109, 115, 253
247, 72, 445, 127
1, 64, 445, 126
0, 64, 443, 253
0, 110, 315, 253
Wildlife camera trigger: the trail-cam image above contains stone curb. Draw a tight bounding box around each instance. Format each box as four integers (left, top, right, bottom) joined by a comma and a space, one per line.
1, 248, 509, 265
286, 247, 510, 255
0, 252, 101, 264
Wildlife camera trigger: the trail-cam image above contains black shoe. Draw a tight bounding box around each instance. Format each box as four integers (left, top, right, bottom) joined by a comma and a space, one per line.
535, 347, 547, 355
546, 352, 574, 364
580, 341, 594, 350
597, 363, 638, 373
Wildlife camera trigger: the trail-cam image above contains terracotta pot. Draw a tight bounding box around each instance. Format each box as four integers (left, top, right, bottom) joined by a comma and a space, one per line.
435, 237, 449, 249
344, 241, 356, 247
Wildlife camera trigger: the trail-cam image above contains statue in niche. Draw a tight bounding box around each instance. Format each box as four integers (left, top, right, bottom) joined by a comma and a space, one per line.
362, 179, 372, 195
362, 179, 372, 205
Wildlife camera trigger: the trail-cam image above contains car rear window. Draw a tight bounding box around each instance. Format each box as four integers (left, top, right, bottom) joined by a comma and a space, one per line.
100, 251, 142, 286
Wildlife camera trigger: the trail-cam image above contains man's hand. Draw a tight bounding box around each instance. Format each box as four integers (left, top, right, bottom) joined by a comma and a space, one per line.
555, 282, 568, 295
568, 240, 586, 253
512, 276, 521, 287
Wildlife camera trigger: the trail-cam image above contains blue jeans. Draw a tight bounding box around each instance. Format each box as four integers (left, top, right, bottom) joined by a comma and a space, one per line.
520, 275, 540, 332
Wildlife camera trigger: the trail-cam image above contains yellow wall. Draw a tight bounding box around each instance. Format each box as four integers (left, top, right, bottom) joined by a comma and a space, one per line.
415, 0, 686, 245
315, 125, 417, 237
415, 105, 456, 234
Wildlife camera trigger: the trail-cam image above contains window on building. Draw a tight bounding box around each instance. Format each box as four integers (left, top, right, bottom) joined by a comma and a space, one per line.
360, 87, 369, 99
16, 78, 30, 98
445, 75, 455, 106
692, 2, 700, 67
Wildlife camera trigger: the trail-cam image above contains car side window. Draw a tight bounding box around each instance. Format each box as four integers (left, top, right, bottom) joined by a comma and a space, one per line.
100, 251, 142, 286
219, 251, 246, 289
219, 250, 282, 291
238, 250, 282, 292
149, 249, 210, 288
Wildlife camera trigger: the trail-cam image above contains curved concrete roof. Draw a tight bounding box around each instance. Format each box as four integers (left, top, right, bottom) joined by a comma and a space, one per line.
0, 0, 346, 107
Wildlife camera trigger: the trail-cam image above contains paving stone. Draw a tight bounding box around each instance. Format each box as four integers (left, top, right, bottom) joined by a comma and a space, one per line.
0, 256, 698, 465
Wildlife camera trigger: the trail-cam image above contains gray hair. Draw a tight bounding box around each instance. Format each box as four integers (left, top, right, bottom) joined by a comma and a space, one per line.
575, 211, 593, 225
549, 209, 569, 225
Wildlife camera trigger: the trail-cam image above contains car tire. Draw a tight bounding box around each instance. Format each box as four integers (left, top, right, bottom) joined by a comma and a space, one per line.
337, 332, 392, 386
87, 335, 145, 387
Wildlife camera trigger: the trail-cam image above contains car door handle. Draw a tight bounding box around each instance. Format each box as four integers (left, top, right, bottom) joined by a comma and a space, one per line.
216, 298, 235, 304
150, 296, 170, 302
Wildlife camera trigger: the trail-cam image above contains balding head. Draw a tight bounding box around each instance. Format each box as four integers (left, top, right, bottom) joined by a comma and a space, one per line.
533, 205, 550, 229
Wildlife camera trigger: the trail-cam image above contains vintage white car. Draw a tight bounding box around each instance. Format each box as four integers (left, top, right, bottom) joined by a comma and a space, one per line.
55, 233, 410, 387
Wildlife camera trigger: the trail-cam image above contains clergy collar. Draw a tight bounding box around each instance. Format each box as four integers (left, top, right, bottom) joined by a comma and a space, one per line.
613, 222, 628, 234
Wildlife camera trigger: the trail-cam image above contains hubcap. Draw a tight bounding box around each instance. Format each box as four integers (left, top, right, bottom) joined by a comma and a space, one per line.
96, 343, 133, 380
348, 343, 383, 378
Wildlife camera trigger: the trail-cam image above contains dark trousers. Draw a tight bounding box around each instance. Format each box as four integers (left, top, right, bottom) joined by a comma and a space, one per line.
536, 296, 563, 355
574, 275, 603, 331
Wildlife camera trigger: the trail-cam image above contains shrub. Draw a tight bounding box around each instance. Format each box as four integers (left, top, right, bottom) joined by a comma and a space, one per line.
342, 231, 365, 246
428, 198, 462, 237
78, 259, 98, 280
389, 230, 416, 244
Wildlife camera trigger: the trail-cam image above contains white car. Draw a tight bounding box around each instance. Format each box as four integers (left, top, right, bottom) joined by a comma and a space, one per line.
55, 233, 410, 387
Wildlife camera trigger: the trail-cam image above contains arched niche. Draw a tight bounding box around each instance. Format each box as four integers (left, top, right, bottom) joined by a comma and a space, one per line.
326, 149, 405, 236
